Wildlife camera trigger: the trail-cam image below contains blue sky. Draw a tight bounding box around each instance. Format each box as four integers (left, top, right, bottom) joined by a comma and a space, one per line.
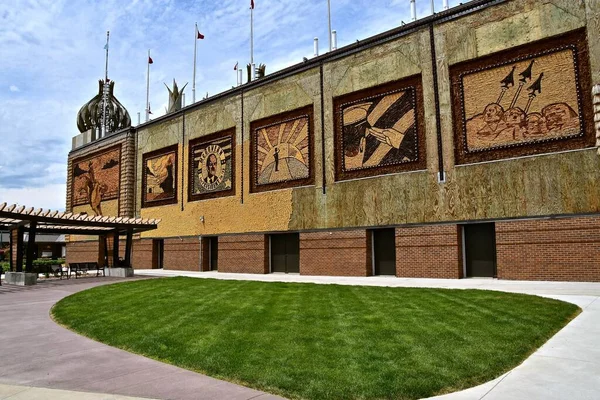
0, 0, 464, 211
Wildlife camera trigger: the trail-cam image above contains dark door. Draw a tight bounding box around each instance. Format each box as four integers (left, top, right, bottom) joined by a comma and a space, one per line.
464, 223, 496, 277
270, 233, 300, 273
152, 239, 164, 269
209, 237, 218, 271
373, 229, 396, 275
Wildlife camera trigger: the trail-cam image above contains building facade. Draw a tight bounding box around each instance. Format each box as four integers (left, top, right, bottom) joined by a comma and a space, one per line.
66, 0, 600, 281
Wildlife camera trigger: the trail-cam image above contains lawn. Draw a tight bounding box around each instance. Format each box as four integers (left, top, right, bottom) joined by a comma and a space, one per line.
52, 277, 579, 400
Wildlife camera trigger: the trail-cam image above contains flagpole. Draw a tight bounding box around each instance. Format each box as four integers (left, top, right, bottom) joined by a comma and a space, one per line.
193, 22, 197, 104
102, 31, 110, 138
146, 49, 150, 122
327, 0, 332, 52
250, 3, 254, 65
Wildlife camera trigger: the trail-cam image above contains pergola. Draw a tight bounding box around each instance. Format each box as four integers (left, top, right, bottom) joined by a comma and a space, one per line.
0, 203, 159, 272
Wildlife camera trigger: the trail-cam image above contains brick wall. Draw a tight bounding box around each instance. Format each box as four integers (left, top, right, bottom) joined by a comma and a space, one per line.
66, 240, 100, 264
10, 229, 20, 271
132, 238, 154, 269
396, 225, 462, 279
300, 230, 370, 276
218, 234, 268, 274
496, 217, 600, 282
163, 237, 201, 271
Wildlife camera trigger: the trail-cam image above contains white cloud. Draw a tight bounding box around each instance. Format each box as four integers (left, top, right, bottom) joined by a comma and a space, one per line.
0, 184, 66, 211
8, 85, 19, 92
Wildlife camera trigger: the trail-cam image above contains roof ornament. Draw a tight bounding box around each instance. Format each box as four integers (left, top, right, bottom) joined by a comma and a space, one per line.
165, 79, 188, 114
76, 79, 131, 136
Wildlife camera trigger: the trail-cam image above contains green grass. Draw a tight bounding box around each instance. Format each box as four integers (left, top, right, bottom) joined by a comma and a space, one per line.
52, 277, 579, 400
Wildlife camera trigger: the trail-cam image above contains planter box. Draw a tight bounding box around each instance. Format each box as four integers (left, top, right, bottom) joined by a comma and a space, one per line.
104, 267, 134, 278
5, 272, 38, 286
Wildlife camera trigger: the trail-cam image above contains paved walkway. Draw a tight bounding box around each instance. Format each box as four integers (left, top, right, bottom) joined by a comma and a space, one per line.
136, 270, 600, 400
0, 383, 150, 400
0, 276, 283, 400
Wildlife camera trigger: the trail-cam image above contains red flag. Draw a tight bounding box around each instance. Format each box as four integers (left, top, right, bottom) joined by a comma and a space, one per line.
197, 31, 204, 39
148, 104, 153, 114
148, 56, 153, 64
250, 0, 254, 9
234, 62, 238, 71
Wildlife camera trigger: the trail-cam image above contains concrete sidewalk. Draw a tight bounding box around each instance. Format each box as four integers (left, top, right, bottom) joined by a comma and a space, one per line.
0, 383, 152, 399
0, 277, 283, 400
137, 270, 600, 400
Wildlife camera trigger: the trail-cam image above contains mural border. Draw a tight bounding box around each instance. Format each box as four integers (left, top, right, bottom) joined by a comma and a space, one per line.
249, 105, 315, 193
187, 128, 236, 202
450, 28, 594, 165
141, 144, 179, 209
333, 74, 427, 182
70, 144, 122, 210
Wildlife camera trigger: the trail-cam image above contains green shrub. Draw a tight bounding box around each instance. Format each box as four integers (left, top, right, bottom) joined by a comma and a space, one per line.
0, 262, 9, 273
32, 258, 65, 267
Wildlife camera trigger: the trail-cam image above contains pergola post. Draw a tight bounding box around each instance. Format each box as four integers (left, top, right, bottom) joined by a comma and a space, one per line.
112, 230, 120, 268
124, 228, 133, 268
98, 235, 107, 268
25, 222, 37, 273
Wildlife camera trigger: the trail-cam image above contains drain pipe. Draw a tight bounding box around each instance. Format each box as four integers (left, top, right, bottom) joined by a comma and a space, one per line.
429, 23, 445, 183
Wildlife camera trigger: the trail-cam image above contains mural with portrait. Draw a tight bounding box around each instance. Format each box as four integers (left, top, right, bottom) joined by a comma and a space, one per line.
334, 76, 426, 181
452, 29, 594, 164
71, 146, 121, 216
142, 145, 178, 207
189, 129, 235, 201
250, 106, 314, 192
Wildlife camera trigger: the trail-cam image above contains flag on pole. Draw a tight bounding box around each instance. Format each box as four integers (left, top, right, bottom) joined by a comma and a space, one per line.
148, 56, 153, 64
197, 30, 205, 39
234, 61, 238, 70
250, 0, 254, 9
104, 43, 109, 50
148, 103, 153, 114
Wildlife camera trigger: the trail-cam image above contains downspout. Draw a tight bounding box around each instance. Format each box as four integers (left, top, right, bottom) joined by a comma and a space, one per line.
319, 62, 327, 194
429, 23, 445, 182
181, 109, 185, 211
241, 90, 245, 204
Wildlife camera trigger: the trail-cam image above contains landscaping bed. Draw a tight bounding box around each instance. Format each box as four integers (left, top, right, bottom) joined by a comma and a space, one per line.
52, 277, 579, 400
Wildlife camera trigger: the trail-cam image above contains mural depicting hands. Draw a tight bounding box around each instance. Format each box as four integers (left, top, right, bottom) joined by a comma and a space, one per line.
367, 127, 404, 149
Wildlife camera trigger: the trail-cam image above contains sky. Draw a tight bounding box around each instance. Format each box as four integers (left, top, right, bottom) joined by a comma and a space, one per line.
0, 0, 465, 211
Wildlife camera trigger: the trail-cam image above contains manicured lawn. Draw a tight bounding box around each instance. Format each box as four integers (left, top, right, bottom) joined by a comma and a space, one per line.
52, 278, 579, 400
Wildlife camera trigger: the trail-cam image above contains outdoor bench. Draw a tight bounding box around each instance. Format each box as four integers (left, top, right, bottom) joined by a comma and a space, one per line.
69, 262, 105, 279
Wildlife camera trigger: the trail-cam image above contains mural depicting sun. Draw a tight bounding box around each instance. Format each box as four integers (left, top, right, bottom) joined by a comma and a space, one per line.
256, 115, 310, 185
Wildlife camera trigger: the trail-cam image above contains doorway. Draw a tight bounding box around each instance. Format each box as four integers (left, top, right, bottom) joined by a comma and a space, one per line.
372, 228, 396, 276
208, 237, 218, 271
270, 233, 300, 273
463, 223, 496, 277
152, 239, 164, 269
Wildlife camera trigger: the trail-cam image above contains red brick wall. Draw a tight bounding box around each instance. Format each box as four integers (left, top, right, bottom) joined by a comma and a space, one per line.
218, 234, 268, 274
132, 238, 154, 269
395, 225, 462, 279
66, 240, 100, 264
11, 229, 19, 270
496, 217, 600, 282
300, 230, 370, 276
163, 237, 201, 271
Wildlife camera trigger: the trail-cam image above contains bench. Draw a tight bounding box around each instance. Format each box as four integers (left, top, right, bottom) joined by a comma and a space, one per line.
32, 264, 68, 280
69, 262, 105, 279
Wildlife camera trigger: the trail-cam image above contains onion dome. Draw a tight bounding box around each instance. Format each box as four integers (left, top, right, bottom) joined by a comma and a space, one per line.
76, 80, 131, 134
